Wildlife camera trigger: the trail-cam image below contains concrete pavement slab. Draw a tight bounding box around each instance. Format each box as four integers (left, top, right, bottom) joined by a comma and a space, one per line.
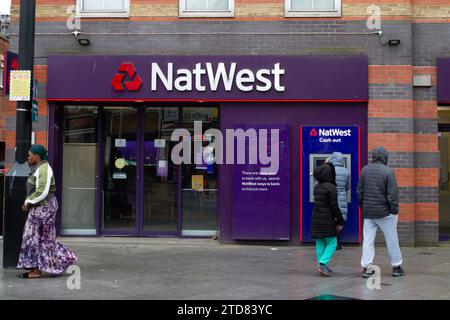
1, 238, 450, 300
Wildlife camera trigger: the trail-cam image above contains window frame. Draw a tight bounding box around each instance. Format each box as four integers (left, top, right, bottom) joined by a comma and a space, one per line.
76, 0, 131, 18
285, 0, 342, 18
179, 0, 235, 18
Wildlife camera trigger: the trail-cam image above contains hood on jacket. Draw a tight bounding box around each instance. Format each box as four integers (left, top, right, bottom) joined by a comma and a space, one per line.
372, 147, 388, 165
328, 152, 345, 167
314, 162, 336, 184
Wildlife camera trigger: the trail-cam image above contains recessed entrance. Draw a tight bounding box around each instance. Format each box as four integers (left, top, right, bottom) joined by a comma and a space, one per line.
59, 105, 218, 237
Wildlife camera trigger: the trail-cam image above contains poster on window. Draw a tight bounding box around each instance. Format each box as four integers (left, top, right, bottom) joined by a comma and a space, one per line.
157, 160, 168, 177
192, 175, 204, 192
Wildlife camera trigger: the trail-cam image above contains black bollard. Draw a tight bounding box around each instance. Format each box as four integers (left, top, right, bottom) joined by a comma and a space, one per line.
3, 163, 30, 267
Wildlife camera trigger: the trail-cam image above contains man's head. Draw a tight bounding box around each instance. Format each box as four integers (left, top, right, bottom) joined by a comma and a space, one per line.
372, 147, 388, 165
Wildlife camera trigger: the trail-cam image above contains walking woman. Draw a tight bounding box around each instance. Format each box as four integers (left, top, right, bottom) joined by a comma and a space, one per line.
311, 162, 345, 277
17, 145, 78, 278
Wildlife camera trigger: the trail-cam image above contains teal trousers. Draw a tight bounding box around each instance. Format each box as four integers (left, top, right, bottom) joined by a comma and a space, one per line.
315, 237, 338, 266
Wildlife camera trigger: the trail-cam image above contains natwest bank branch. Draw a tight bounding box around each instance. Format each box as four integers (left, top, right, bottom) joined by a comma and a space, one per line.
46, 55, 368, 244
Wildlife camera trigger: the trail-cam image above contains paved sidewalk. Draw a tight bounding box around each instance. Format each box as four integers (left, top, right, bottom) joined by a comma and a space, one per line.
1, 238, 450, 300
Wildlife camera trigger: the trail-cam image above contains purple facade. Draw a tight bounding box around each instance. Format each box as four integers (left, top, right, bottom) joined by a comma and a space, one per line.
438, 58, 450, 104
47, 55, 368, 242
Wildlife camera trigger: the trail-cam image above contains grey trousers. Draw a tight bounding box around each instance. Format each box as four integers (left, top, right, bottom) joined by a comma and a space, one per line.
361, 214, 403, 268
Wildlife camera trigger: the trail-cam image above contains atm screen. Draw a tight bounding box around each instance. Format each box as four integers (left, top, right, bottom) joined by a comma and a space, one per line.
315, 159, 327, 168
315, 157, 348, 169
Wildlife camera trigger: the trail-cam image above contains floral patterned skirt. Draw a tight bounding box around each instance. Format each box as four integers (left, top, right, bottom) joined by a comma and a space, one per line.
17, 197, 78, 274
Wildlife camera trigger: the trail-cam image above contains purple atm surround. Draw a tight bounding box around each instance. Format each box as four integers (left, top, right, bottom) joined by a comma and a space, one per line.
300, 126, 362, 243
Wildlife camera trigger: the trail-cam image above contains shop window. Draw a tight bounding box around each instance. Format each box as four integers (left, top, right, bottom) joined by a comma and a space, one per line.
285, 0, 341, 17
76, 0, 130, 18
61, 106, 99, 235
179, 0, 234, 18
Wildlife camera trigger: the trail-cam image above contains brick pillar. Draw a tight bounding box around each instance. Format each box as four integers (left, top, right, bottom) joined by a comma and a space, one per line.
412, 67, 439, 246
368, 65, 416, 247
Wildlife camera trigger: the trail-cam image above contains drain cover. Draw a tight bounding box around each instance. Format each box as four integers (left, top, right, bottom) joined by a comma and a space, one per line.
418, 252, 434, 255
306, 294, 360, 300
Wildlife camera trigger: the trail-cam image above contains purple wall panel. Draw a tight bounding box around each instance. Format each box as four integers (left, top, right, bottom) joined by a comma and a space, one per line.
438, 58, 450, 104
231, 124, 290, 240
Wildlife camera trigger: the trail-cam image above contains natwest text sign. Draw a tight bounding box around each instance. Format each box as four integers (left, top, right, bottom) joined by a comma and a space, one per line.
47, 55, 368, 102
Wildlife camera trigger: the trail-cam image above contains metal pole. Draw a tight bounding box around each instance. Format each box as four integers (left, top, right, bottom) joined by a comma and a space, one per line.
16, 0, 36, 162
3, 0, 36, 268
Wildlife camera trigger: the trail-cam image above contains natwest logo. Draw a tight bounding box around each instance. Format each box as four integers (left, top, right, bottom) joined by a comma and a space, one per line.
309, 129, 318, 137
318, 128, 351, 137
112, 63, 143, 92
112, 61, 285, 93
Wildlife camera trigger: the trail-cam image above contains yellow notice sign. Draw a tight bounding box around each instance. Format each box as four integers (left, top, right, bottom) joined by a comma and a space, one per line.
192, 175, 204, 192
10, 70, 32, 101
115, 158, 127, 169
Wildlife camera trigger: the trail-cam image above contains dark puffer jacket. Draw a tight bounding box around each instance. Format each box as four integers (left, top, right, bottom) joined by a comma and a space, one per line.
357, 147, 399, 219
310, 163, 345, 239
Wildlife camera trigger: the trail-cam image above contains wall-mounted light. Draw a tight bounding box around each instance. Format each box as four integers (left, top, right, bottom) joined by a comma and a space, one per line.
78, 38, 90, 46
376, 31, 401, 47
72, 31, 90, 46
388, 39, 401, 46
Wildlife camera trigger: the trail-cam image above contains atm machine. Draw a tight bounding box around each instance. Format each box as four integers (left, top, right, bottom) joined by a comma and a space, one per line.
309, 154, 351, 203
300, 126, 361, 243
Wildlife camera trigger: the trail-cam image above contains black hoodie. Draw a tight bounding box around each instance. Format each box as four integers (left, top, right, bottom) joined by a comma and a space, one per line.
310, 163, 345, 239
357, 147, 399, 219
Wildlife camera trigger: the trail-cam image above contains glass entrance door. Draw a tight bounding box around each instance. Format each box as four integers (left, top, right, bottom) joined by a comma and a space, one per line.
102, 107, 138, 233
92, 106, 218, 236
142, 107, 179, 234
61, 106, 98, 235
181, 107, 219, 236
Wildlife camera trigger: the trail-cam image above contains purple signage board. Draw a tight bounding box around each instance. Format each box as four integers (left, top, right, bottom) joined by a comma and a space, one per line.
232, 124, 290, 240
47, 55, 368, 102
438, 58, 450, 104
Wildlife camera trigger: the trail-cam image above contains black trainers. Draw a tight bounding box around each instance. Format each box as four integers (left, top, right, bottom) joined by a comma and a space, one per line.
362, 267, 375, 278
317, 264, 333, 273
316, 263, 331, 277
392, 266, 405, 277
